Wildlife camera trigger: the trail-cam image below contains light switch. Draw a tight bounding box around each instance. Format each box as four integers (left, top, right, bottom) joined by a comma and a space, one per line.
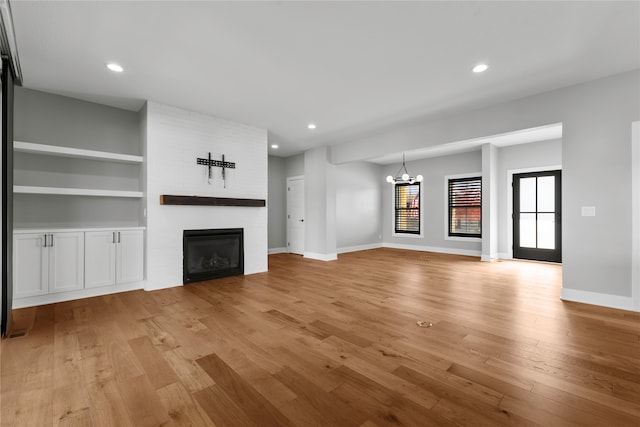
581, 206, 596, 217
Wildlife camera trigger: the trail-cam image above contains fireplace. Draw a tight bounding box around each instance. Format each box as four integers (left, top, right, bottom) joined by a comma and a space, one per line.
183, 228, 244, 284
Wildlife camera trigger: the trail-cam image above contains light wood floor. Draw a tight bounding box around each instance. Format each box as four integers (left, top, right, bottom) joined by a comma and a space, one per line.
2, 248, 640, 426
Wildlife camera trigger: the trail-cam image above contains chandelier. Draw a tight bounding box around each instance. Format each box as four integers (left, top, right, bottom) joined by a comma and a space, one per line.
385, 154, 423, 184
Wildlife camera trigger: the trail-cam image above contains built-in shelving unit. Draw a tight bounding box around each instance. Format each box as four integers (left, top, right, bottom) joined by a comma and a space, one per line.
13, 140, 145, 229
14, 185, 143, 198
14, 141, 143, 164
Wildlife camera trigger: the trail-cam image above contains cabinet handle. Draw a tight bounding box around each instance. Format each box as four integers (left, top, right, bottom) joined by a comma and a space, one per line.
50, 234, 54, 247
43, 234, 47, 248
118, 232, 121, 243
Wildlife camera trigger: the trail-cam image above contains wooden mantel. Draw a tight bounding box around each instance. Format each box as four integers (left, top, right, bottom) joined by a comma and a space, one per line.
160, 195, 266, 207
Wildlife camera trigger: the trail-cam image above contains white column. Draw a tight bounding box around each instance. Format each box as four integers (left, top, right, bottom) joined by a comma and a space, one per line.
482, 143, 498, 261
304, 146, 337, 261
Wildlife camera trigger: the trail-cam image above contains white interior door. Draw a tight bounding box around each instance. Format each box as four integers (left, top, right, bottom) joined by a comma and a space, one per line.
287, 177, 305, 255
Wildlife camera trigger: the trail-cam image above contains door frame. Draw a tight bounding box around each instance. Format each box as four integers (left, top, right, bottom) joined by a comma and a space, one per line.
632, 121, 640, 311
506, 165, 561, 259
286, 175, 304, 255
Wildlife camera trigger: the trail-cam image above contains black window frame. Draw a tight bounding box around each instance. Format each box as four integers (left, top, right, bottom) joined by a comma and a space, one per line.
394, 182, 421, 235
448, 176, 482, 238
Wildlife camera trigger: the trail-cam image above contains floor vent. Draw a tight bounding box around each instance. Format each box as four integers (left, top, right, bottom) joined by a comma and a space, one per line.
7, 329, 27, 339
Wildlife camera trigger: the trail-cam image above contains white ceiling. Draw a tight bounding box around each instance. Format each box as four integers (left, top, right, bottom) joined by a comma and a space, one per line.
9, 1, 640, 158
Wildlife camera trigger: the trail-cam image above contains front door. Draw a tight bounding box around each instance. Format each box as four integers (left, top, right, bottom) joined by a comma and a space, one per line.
513, 170, 562, 263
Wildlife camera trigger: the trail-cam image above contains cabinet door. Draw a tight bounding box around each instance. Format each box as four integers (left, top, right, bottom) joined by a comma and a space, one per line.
49, 232, 85, 294
85, 231, 117, 288
13, 234, 48, 298
116, 230, 144, 284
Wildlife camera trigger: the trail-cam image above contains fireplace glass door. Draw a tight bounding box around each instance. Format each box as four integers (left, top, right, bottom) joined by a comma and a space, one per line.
183, 228, 244, 283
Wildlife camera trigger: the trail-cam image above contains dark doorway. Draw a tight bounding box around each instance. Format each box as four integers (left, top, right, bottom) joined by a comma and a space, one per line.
513, 170, 562, 263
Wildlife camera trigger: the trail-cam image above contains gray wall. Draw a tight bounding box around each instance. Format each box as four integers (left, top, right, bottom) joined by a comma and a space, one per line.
285, 153, 304, 177
383, 150, 482, 254
497, 139, 563, 256
268, 156, 287, 250
332, 70, 639, 298
13, 88, 143, 228
14, 87, 140, 154
336, 161, 383, 250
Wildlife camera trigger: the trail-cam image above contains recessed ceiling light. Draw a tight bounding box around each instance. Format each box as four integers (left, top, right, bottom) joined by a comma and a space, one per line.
473, 64, 488, 73
307, 123, 317, 130
106, 63, 124, 73
271, 144, 279, 149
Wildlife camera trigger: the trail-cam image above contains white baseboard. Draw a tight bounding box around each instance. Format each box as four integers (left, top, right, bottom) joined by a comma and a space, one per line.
561, 288, 635, 312
12, 281, 146, 309
304, 251, 338, 261
268, 247, 288, 254
497, 252, 511, 260
337, 243, 383, 254
382, 242, 481, 257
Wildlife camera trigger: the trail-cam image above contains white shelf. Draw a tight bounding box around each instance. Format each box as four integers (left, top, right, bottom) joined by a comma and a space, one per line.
14, 186, 143, 198
14, 141, 143, 164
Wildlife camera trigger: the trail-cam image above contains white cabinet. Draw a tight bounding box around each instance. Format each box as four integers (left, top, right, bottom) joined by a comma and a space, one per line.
49, 232, 85, 293
13, 232, 84, 298
85, 229, 143, 288
13, 234, 48, 298
84, 231, 116, 288
116, 230, 144, 284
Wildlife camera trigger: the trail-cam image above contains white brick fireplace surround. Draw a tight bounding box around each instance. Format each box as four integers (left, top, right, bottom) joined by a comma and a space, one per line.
143, 102, 268, 291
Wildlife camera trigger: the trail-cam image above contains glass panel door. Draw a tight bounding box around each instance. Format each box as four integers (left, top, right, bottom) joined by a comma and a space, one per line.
513, 170, 562, 263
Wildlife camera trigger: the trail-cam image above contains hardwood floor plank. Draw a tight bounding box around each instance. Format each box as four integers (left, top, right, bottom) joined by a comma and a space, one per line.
4, 249, 640, 426
86, 379, 134, 427
196, 352, 295, 426
128, 335, 180, 389
274, 366, 369, 427
193, 385, 258, 427
116, 374, 173, 427
162, 347, 216, 393
156, 382, 216, 427
52, 384, 91, 427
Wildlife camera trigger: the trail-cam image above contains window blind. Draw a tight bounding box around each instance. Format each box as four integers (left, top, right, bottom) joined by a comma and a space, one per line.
449, 177, 481, 237
395, 183, 420, 234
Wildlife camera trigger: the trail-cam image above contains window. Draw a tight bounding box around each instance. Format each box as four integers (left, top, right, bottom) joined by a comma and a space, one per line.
448, 177, 481, 237
395, 183, 420, 234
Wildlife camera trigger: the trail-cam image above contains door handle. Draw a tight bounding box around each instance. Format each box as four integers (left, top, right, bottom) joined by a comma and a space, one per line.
43, 234, 47, 248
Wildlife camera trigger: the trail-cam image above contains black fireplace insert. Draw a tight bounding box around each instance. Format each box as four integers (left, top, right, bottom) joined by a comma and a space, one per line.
183, 228, 244, 284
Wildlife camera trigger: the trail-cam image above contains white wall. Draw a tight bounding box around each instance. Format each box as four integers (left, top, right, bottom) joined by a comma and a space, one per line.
382, 150, 482, 255
268, 156, 287, 250
336, 161, 383, 251
144, 102, 268, 290
497, 139, 562, 257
